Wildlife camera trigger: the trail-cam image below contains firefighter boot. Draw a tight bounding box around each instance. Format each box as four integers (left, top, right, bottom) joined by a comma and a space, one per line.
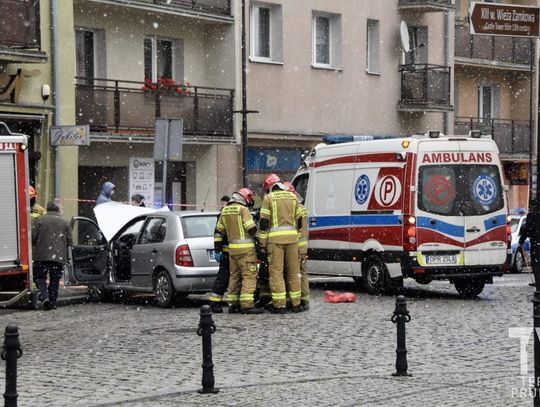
228, 304, 241, 314
210, 302, 223, 313
240, 306, 265, 315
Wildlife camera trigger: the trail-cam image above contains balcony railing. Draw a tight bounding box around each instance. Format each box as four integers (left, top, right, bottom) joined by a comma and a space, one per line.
139, 0, 231, 16
398, 64, 452, 111
455, 24, 533, 66
397, 0, 454, 12
454, 117, 532, 155
0, 0, 40, 49
75, 77, 234, 142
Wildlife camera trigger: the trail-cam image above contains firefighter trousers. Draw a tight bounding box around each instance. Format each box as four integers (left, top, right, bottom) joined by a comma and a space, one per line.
209, 253, 229, 303
226, 250, 258, 309
300, 254, 310, 305
267, 242, 301, 308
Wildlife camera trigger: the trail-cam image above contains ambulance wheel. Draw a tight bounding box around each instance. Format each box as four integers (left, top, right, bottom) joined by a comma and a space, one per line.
511, 250, 524, 274
454, 279, 485, 298
363, 255, 385, 295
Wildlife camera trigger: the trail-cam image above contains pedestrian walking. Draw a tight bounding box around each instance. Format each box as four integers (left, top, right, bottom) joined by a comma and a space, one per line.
31, 201, 73, 310
209, 195, 231, 313
258, 174, 304, 313
216, 189, 263, 314
29, 186, 46, 219
131, 193, 146, 207
520, 200, 537, 286
284, 181, 310, 311
96, 181, 116, 205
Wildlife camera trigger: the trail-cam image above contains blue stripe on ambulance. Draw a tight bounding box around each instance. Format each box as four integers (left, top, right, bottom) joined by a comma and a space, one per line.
309, 214, 402, 229
416, 217, 464, 238
483, 214, 507, 231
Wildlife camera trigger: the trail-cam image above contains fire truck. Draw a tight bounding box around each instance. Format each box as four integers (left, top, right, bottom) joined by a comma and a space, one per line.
293, 131, 511, 298
0, 122, 34, 307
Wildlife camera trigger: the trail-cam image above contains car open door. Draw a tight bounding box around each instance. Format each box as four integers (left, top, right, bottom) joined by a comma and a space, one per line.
66, 216, 109, 285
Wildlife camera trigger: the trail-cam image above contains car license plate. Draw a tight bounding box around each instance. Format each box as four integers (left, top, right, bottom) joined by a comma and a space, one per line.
207, 250, 215, 260
425, 254, 456, 264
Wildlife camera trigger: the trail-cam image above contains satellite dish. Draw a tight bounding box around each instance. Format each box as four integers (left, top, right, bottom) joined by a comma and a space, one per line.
400, 21, 410, 53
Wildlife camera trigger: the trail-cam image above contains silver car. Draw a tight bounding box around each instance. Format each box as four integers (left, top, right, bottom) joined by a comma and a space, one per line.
66, 211, 219, 307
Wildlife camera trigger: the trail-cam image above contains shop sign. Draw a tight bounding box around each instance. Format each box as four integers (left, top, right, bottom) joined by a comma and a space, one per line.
50, 125, 90, 146
129, 157, 155, 207
247, 148, 302, 172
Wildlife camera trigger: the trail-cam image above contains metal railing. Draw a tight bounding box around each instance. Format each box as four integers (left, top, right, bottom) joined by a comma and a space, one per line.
75, 77, 234, 140
455, 24, 533, 66
151, 0, 231, 15
398, 0, 453, 10
0, 0, 40, 49
454, 117, 532, 155
398, 64, 451, 110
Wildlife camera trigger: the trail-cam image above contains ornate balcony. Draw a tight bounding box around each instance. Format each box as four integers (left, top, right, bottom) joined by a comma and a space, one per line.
0, 0, 46, 63
454, 117, 532, 155
455, 23, 533, 69
75, 77, 234, 143
398, 0, 454, 12
398, 64, 452, 112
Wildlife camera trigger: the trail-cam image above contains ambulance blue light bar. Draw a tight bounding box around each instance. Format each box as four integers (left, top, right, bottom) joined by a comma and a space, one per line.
323, 134, 401, 144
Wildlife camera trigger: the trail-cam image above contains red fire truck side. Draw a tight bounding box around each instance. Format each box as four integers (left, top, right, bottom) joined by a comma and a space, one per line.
0, 124, 34, 307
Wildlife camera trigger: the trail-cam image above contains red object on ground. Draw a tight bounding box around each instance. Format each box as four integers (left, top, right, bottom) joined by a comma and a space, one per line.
323, 291, 358, 303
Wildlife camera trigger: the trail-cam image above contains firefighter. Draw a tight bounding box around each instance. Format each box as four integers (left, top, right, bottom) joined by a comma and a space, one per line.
216, 188, 264, 314
209, 195, 231, 313
258, 174, 304, 313
29, 186, 46, 219
284, 181, 310, 311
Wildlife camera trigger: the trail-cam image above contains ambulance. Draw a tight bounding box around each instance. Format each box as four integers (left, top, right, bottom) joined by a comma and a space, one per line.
0, 122, 34, 306
292, 131, 511, 297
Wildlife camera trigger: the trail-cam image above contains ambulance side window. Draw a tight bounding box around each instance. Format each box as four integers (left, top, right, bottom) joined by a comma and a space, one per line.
293, 174, 309, 202
313, 169, 351, 215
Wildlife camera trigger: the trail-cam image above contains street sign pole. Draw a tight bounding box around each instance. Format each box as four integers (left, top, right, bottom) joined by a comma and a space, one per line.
154, 118, 183, 209
162, 122, 169, 209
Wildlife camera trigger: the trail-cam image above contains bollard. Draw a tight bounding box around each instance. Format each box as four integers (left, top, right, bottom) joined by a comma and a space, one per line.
391, 295, 412, 377
2, 325, 22, 407
196, 305, 219, 394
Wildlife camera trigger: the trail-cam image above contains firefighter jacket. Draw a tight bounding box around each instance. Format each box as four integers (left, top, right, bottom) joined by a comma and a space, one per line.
213, 212, 229, 254
257, 190, 303, 248
216, 203, 257, 255
298, 203, 308, 255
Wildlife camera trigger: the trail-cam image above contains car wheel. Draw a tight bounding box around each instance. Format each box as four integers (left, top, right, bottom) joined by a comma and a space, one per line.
511, 250, 524, 274
154, 270, 176, 308
362, 255, 385, 295
454, 279, 485, 298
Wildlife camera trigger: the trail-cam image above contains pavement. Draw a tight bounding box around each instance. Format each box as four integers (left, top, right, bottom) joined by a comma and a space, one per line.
0, 272, 537, 406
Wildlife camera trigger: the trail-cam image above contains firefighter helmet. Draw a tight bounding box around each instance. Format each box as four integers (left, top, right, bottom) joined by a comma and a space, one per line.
29, 186, 37, 198
237, 188, 255, 206
283, 181, 298, 196
262, 174, 281, 192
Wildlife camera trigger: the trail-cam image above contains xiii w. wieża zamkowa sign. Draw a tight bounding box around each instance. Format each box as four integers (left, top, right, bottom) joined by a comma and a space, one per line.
469, 1, 539, 37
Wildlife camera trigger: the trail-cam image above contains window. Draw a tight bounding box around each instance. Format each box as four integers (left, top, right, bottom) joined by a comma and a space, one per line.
312, 11, 342, 69
250, 3, 283, 62
479, 84, 500, 122
366, 19, 380, 74
404, 26, 427, 66
293, 174, 309, 203
75, 29, 95, 85
181, 215, 217, 238
140, 218, 167, 244
144, 37, 183, 81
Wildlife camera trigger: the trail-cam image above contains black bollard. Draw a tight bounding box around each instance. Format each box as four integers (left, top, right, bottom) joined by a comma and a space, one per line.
391, 295, 411, 377
1, 325, 23, 407
196, 305, 219, 394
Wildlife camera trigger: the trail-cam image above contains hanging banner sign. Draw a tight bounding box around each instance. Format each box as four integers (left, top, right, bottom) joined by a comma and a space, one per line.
50, 125, 91, 146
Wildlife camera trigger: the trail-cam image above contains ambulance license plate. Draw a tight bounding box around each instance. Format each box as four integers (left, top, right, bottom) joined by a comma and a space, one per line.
425, 255, 456, 264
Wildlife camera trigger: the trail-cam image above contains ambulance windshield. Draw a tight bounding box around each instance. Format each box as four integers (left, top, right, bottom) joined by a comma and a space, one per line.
417, 165, 504, 216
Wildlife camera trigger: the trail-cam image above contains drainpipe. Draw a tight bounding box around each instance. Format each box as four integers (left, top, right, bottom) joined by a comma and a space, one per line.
443, 10, 450, 135
51, 0, 61, 197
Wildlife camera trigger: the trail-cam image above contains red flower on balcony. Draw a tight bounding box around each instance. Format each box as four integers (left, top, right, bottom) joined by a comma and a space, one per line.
142, 77, 192, 95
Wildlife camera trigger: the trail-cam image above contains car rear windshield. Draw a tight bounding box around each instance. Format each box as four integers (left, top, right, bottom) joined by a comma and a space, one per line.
180, 215, 217, 238
418, 164, 504, 216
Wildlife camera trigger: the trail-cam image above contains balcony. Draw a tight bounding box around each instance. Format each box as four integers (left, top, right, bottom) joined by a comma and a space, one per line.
398, 0, 453, 12
454, 117, 531, 155
98, 0, 231, 18
398, 64, 452, 112
75, 78, 234, 143
455, 24, 533, 69
0, 0, 46, 63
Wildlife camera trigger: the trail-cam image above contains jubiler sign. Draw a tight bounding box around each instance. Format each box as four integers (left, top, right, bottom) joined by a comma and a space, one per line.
469, 2, 539, 37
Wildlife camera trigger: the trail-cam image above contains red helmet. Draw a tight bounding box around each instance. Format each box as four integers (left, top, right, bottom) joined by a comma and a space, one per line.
237, 188, 255, 206
262, 174, 281, 192
29, 186, 37, 198
283, 181, 298, 196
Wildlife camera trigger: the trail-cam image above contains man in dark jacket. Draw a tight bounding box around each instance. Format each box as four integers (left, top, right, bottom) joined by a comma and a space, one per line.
32, 201, 73, 310
520, 200, 537, 286
96, 181, 115, 205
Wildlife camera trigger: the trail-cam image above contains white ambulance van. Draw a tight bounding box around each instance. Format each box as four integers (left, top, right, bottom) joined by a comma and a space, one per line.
292, 132, 511, 297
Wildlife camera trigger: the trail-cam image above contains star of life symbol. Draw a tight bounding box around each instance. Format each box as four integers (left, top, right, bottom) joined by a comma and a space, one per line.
472, 175, 496, 205
355, 175, 370, 205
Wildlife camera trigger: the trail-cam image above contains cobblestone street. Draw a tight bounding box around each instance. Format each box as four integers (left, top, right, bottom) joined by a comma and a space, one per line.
0, 274, 535, 406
